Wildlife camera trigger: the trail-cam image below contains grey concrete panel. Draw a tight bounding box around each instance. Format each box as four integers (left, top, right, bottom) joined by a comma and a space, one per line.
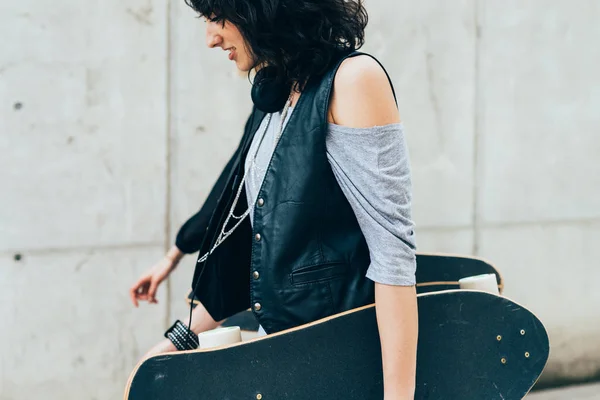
479, 222, 600, 384
416, 228, 475, 255
0, 246, 166, 399
528, 383, 600, 399
168, 1, 254, 242
478, 2, 600, 224
363, 1, 477, 228
0, 1, 168, 252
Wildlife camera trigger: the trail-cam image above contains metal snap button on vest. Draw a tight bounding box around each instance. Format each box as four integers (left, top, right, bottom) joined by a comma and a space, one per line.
254, 302, 262, 311
255, 233, 262, 242
253, 271, 260, 280
257, 198, 265, 207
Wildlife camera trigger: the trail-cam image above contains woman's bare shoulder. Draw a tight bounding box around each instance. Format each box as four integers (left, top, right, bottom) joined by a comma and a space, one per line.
328, 55, 400, 127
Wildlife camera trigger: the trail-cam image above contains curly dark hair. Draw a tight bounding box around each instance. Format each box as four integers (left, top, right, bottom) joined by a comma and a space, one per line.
185, 0, 368, 87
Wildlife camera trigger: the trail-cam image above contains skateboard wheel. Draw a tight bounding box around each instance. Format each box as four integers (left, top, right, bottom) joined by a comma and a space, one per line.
198, 326, 242, 349
458, 274, 499, 295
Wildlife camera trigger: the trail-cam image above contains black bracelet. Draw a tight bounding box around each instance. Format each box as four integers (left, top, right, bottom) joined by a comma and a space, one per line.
164, 320, 199, 351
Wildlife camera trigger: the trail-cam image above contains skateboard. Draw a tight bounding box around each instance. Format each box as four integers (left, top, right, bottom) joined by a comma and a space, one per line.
125, 290, 548, 400
415, 253, 503, 294
219, 253, 503, 331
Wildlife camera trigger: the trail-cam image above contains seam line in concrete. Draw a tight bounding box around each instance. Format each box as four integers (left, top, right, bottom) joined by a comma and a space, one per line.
417, 217, 600, 233
3, 216, 598, 258
471, 0, 483, 256
0, 241, 164, 257
478, 217, 600, 230
164, 0, 174, 329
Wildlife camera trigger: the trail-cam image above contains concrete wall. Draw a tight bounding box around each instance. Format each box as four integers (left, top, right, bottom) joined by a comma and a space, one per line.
1, 0, 598, 398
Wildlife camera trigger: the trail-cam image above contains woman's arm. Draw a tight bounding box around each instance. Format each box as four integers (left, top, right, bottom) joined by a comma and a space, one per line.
142, 300, 222, 360
130, 245, 184, 306
376, 284, 418, 399
330, 55, 418, 399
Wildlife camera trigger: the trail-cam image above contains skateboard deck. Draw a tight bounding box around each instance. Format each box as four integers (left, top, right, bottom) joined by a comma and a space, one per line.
126, 290, 548, 400
219, 253, 503, 331
415, 253, 503, 294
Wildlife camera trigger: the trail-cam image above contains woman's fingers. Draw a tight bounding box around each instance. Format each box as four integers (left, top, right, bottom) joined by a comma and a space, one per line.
147, 278, 161, 303
136, 292, 151, 301
130, 275, 152, 307
129, 287, 139, 307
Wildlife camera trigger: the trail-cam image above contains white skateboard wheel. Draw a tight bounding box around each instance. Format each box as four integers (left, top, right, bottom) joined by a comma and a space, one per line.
198, 326, 242, 349
459, 274, 499, 295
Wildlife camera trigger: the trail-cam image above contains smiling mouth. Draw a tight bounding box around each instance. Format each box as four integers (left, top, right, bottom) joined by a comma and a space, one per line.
225, 47, 236, 61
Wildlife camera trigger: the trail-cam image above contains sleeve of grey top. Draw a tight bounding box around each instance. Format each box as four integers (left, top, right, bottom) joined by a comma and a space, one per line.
326, 123, 417, 286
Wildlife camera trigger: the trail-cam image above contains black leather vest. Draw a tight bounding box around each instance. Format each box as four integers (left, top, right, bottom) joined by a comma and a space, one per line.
192, 52, 392, 333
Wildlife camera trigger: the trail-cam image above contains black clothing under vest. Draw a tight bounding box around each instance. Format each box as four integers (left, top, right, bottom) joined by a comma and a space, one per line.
176, 51, 397, 333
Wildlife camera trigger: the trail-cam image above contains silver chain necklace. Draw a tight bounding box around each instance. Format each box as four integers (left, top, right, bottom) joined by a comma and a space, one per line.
198, 92, 294, 263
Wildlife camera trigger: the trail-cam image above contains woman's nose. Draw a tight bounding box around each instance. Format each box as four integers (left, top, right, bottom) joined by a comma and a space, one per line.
206, 24, 222, 48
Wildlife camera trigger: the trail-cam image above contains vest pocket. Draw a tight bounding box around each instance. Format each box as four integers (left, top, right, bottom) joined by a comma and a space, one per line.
290, 262, 348, 285
271, 282, 335, 332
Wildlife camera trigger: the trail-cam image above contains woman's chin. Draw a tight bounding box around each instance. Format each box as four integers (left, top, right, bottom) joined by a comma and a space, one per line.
236, 64, 252, 73
231, 63, 251, 78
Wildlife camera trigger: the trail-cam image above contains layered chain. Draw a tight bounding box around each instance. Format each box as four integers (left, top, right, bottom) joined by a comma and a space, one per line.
198, 93, 294, 263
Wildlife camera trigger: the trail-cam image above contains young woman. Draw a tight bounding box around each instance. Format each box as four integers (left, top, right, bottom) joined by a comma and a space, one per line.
130, 0, 418, 398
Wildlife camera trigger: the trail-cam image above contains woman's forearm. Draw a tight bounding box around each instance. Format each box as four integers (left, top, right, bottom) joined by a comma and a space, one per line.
184, 301, 223, 334
375, 283, 419, 399
143, 302, 222, 360
165, 245, 185, 270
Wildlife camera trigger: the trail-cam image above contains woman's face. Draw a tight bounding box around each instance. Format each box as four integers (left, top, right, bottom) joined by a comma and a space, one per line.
205, 18, 254, 72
